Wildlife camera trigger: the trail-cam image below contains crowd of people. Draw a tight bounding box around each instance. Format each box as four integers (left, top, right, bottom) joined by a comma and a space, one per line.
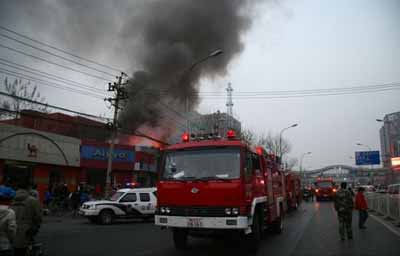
43, 183, 91, 217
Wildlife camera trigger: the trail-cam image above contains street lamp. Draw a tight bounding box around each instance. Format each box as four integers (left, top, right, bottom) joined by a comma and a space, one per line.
300, 152, 312, 180
182, 49, 223, 130
356, 143, 372, 151
279, 123, 298, 160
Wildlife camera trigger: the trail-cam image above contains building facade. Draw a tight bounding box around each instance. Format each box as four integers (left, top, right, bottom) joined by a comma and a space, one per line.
379, 111, 400, 168
0, 123, 81, 201
0, 111, 161, 202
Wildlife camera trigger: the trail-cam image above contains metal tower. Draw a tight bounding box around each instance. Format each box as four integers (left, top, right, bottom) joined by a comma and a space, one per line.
226, 83, 233, 116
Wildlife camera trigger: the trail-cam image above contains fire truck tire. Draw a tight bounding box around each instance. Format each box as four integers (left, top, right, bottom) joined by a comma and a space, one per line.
246, 212, 261, 253
173, 228, 188, 250
99, 209, 114, 225
273, 207, 284, 234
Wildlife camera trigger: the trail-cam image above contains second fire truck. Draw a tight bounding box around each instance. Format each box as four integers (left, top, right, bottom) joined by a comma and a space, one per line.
155, 130, 287, 252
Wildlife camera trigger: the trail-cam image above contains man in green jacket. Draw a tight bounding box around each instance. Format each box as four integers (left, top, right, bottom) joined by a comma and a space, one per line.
334, 182, 354, 241
11, 181, 42, 256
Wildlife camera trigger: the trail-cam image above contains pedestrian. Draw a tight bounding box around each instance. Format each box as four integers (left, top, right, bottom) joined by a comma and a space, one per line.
29, 184, 39, 200
348, 186, 355, 197
70, 188, 81, 217
11, 180, 42, 256
0, 186, 17, 256
334, 182, 354, 241
355, 187, 368, 229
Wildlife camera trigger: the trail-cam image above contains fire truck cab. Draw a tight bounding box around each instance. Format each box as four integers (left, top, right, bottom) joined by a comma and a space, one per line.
314, 178, 337, 201
155, 131, 286, 252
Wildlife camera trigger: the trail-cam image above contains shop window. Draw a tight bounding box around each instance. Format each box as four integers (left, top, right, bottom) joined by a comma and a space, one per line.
139, 193, 150, 202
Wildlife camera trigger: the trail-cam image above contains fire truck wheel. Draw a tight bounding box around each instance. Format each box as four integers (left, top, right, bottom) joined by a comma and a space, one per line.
99, 210, 114, 225
173, 228, 188, 250
273, 208, 284, 234
246, 212, 261, 253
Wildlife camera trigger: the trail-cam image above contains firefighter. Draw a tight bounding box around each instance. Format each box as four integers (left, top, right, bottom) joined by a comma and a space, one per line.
334, 182, 354, 240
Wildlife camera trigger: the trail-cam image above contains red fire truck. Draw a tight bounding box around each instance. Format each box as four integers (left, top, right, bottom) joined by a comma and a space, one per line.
285, 172, 302, 210
155, 130, 287, 252
314, 178, 337, 201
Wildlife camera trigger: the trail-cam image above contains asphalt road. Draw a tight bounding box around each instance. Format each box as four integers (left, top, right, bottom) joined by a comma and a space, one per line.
37, 202, 400, 256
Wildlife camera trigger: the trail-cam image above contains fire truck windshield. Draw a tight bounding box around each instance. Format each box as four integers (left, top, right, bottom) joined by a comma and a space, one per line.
162, 148, 240, 180
316, 181, 334, 188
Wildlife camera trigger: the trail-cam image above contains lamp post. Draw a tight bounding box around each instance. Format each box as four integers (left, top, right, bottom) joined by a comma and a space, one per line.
181, 49, 223, 131
300, 152, 312, 182
279, 123, 298, 160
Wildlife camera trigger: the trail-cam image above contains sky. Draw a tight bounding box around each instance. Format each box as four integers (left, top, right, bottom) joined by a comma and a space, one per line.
0, 0, 399, 170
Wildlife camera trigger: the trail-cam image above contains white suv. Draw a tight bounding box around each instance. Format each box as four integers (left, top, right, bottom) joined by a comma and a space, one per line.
80, 187, 157, 224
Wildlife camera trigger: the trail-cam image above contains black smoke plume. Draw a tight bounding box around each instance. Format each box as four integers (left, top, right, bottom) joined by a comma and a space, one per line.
119, 0, 257, 135
0, 0, 261, 140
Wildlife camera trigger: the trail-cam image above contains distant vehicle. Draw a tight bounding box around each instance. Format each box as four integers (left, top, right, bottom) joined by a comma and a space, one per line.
79, 187, 157, 224
302, 188, 313, 201
359, 185, 375, 193
314, 179, 337, 201
387, 184, 400, 198
375, 185, 388, 194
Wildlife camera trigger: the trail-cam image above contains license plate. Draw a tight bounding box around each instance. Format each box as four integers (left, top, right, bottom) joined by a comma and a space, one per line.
187, 218, 203, 228
323, 194, 328, 197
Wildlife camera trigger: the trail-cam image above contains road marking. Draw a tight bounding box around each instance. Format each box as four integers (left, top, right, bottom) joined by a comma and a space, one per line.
370, 213, 400, 238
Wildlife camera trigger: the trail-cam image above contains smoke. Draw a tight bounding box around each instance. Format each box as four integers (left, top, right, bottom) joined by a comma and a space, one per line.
0, 0, 262, 141
119, 0, 258, 136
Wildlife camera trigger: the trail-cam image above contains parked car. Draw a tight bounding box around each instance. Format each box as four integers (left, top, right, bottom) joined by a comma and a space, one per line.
79, 187, 157, 224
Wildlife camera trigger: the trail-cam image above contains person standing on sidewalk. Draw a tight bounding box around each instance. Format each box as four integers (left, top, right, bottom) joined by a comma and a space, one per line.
11, 180, 42, 256
355, 187, 368, 229
0, 186, 17, 256
334, 182, 354, 241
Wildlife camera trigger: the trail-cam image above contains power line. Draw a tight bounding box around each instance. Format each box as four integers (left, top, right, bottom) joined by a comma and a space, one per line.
0, 91, 107, 120
139, 81, 400, 97
200, 86, 400, 100
0, 43, 111, 82
0, 68, 105, 99
0, 25, 125, 73
0, 32, 117, 78
0, 59, 105, 93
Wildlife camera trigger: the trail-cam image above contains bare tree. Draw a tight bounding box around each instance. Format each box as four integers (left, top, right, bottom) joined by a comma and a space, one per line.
257, 132, 291, 158
1, 77, 47, 118
285, 157, 298, 170
240, 128, 257, 145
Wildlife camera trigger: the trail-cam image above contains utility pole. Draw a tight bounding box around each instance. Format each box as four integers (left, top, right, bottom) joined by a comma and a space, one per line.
105, 72, 128, 198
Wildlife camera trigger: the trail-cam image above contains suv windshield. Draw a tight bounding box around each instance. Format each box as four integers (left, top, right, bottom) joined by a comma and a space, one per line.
109, 192, 124, 201
316, 182, 334, 188
163, 148, 240, 180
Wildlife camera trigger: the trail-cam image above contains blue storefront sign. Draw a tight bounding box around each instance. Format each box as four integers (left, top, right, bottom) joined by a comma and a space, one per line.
81, 145, 134, 162
355, 151, 380, 165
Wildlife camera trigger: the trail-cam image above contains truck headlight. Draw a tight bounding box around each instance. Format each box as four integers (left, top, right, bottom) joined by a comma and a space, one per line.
232, 208, 239, 215
160, 207, 166, 213
225, 208, 232, 215
165, 207, 171, 214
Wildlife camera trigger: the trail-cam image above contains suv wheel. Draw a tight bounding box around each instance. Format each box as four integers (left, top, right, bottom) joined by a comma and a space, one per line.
99, 210, 114, 225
